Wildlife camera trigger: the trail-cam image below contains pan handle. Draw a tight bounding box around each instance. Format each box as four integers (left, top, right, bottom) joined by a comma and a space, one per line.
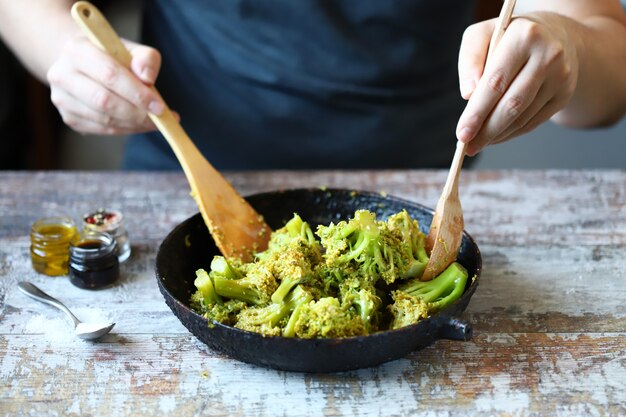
434, 316, 473, 341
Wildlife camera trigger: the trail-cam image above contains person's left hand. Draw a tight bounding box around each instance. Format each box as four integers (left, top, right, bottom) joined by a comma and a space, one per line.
456, 12, 580, 156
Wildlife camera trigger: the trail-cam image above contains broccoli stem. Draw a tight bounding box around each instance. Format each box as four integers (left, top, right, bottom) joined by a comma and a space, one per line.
211, 256, 243, 280
355, 290, 376, 333
255, 301, 294, 327
400, 262, 468, 312
285, 214, 317, 244
237, 286, 313, 335
194, 269, 221, 305
283, 303, 306, 337
273, 286, 314, 336
213, 276, 265, 305
271, 278, 300, 304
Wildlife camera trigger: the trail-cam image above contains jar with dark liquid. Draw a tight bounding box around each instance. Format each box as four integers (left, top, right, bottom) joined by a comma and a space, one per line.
69, 231, 119, 289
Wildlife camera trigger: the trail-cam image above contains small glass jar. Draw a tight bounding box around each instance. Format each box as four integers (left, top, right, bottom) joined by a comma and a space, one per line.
30, 216, 77, 276
82, 208, 131, 262
69, 231, 120, 289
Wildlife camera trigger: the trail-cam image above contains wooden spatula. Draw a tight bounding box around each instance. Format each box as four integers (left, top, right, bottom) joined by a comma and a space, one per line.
422, 0, 516, 280
71, 1, 270, 262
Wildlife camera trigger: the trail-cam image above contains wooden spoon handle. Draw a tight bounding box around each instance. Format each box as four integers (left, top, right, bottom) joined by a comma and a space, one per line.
488, 0, 517, 62
451, 0, 516, 168
440, 0, 517, 203
71, 2, 200, 171
436, 0, 517, 208
71, 2, 132, 66
423, 0, 517, 280
72, 1, 271, 261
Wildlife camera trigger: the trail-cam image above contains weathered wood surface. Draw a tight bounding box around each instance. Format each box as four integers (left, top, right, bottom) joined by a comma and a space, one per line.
1, 170, 625, 417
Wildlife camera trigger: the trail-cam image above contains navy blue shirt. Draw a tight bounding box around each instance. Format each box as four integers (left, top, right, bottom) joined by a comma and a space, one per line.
124, 1, 475, 170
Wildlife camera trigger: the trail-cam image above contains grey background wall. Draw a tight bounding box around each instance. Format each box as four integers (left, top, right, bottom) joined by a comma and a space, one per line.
59, 116, 626, 170
57, 1, 626, 171
473, 118, 626, 169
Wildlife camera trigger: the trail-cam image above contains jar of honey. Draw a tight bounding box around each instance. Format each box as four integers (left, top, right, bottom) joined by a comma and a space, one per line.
69, 231, 120, 289
30, 216, 77, 276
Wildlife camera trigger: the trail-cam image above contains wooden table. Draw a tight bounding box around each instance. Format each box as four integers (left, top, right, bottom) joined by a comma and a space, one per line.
1, 170, 625, 416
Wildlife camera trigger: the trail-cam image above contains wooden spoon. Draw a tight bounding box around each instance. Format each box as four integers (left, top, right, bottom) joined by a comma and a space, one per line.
71, 1, 270, 262
422, 0, 517, 280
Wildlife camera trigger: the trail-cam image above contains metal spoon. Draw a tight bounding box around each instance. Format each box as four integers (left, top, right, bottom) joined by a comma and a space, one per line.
18, 282, 115, 340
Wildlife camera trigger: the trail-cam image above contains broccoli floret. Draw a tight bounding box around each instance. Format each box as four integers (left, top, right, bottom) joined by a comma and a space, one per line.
192, 266, 247, 325
236, 285, 314, 337
385, 210, 429, 279
399, 262, 468, 313
212, 260, 278, 306
292, 297, 366, 338
283, 213, 318, 246
189, 209, 469, 339
316, 210, 427, 285
266, 238, 321, 303
210, 300, 247, 324
339, 278, 382, 334
253, 214, 323, 303
190, 277, 246, 326
193, 268, 222, 305
189, 290, 206, 313
388, 291, 429, 329
260, 214, 321, 259
209, 255, 244, 280
315, 263, 347, 296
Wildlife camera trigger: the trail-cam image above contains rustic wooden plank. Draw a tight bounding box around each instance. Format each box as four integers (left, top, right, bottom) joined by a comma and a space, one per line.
1, 171, 625, 246
1, 333, 625, 417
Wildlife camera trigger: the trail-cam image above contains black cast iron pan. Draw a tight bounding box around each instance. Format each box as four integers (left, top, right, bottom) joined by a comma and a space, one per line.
156, 188, 482, 372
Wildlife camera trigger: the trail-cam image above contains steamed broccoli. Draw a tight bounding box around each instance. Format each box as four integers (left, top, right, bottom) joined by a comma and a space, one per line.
190, 269, 246, 325
388, 291, 429, 330
209, 255, 244, 280
266, 238, 321, 303
254, 214, 323, 303
193, 268, 221, 306
190, 293, 246, 325
236, 285, 314, 336
385, 210, 429, 279
190, 208, 470, 339
291, 297, 366, 338
339, 278, 382, 333
388, 262, 468, 330
283, 213, 318, 246
259, 214, 320, 259
316, 210, 427, 285
211, 256, 278, 306
399, 262, 468, 313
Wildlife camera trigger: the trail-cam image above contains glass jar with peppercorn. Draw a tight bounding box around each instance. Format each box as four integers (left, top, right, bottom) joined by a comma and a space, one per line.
82, 209, 131, 262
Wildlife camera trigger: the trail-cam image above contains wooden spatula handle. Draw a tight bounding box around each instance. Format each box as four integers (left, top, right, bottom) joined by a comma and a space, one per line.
488, 0, 517, 62
71, 1, 271, 261
71, 2, 191, 166
71, 2, 132, 66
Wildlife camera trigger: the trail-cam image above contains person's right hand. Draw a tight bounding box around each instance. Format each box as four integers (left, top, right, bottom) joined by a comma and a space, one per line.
47, 36, 166, 135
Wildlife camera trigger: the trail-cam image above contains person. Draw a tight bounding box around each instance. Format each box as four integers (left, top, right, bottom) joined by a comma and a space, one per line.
0, 1, 625, 170
0, 41, 29, 169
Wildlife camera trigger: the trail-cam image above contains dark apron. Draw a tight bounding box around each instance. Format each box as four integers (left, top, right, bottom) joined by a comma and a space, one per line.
124, 0, 475, 170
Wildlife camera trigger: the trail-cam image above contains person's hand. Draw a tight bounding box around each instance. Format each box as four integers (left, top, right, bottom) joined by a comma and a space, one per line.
47, 36, 168, 135
456, 12, 579, 156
